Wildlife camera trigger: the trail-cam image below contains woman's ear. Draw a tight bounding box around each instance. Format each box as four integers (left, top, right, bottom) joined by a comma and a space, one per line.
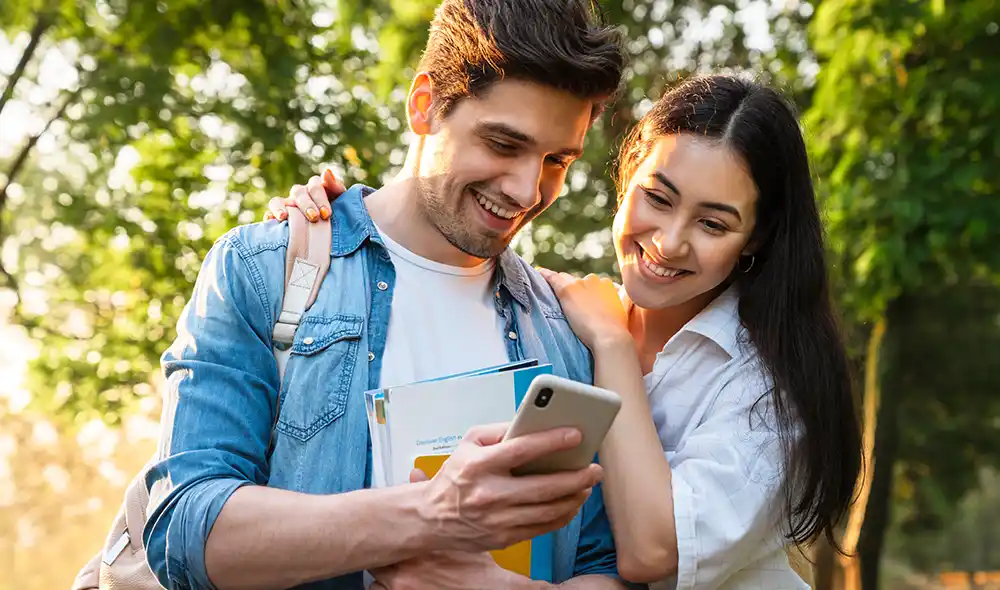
741, 234, 763, 258
406, 72, 434, 135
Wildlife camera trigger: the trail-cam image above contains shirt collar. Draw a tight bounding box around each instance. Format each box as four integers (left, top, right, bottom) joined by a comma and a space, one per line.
331, 183, 532, 311
495, 250, 532, 310
330, 184, 379, 257
677, 285, 744, 359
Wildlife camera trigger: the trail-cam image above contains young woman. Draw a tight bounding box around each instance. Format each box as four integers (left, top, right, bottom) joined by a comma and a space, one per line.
268, 73, 862, 589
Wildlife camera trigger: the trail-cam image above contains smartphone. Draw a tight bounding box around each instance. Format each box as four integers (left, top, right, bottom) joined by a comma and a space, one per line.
502, 374, 622, 476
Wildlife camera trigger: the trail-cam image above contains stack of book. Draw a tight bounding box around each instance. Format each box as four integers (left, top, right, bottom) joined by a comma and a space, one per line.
364, 359, 555, 581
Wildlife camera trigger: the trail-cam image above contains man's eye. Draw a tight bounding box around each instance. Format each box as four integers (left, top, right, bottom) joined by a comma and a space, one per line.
546, 156, 570, 169
488, 140, 515, 154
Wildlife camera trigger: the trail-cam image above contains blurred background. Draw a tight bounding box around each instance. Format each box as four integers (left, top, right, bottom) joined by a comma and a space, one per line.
1, 0, 998, 588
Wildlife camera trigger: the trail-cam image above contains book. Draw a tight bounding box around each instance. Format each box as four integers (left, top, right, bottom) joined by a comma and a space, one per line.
364, 359, 555, 581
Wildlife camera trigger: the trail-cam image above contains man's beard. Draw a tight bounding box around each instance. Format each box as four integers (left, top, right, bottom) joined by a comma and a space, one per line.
419, 179, 521, 260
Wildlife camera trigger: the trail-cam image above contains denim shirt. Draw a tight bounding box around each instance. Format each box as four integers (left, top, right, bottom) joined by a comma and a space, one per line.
144, 185, 623, 590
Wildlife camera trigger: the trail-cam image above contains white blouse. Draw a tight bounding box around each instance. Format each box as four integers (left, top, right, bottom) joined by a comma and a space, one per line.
633, 287, 809, 590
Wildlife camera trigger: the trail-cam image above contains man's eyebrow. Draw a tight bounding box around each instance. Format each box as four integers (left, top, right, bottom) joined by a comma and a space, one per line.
556, 146, 584, 158
653, 172, 742, 220
478, 121, 535, 145
478, 121, 583, 158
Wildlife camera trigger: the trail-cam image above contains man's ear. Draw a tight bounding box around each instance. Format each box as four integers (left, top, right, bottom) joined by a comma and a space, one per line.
407, 72, 434, 135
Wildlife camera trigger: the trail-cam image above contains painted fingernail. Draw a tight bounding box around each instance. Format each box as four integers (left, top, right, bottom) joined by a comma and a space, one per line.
278, 211, 288, 221
264, 212, 274, 221
306, 208, 319, 222
320, 207, 331, 220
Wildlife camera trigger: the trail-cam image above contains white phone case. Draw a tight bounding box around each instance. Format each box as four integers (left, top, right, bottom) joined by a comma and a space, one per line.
503, 374, 622, 476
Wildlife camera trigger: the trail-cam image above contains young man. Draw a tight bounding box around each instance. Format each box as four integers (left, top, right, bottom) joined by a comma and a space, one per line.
146, 1, 630, 588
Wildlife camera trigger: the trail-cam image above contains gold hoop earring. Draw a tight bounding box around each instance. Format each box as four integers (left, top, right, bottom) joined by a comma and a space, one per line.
739, 255, 755, 274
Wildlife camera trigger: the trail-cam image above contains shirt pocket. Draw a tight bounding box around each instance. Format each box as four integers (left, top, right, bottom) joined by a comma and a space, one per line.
275, 314, 365, 442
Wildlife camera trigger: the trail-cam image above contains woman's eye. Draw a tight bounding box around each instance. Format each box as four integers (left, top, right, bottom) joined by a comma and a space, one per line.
641, 188, 670, 207
701, 219, 728, 234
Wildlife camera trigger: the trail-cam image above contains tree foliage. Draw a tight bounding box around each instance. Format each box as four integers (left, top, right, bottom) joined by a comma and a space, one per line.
806, 0, 1000, 584
1, 0, 811, 423
1, 0, 397, 423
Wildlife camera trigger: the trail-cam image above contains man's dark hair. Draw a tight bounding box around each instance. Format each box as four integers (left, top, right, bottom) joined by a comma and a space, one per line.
418, 0, 627, 119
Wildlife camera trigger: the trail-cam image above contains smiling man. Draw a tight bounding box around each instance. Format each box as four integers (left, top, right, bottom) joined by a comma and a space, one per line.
141, 0, 631, 589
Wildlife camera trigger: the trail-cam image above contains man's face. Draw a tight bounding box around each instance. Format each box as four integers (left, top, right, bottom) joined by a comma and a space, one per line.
414, 79, 594, 260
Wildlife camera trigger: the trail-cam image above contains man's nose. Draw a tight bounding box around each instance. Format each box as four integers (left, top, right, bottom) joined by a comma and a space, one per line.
500, 158, 544, 210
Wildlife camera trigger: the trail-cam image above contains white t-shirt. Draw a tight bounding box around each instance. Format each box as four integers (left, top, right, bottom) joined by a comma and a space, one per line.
376, 225, 509, 389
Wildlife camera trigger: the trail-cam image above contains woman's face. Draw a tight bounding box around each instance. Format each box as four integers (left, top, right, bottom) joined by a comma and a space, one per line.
614, 133, 759, 311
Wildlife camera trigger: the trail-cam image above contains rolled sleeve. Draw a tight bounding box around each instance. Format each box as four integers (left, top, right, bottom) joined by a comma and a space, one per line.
668, 386, 789, 590
143, 231, 281, 589
572, 483, 619, 578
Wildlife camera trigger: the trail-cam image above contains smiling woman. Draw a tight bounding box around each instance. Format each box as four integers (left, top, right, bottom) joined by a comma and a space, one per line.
614, 134, 758, 316
539, 73, 862, 588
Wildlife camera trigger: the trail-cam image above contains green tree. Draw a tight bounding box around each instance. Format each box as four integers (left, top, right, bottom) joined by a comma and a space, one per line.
806, 0, 1000, 586
2, 0, 814, 424
1, 0, 396, 423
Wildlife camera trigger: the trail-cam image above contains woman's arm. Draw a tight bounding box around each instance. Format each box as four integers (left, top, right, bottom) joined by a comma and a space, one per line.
539, 271, 793, 589
590, 335, 680, 583
537, 270, 680, 582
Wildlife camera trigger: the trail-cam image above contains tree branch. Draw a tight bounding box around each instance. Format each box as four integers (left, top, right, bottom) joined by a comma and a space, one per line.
0, 262, 18, 295
0, 85, 81, 302
0, 16, 52, 120
0, 85, 81, 213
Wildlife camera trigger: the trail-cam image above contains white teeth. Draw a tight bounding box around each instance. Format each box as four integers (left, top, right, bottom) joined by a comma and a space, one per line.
475, 191, 517, 220
642, 253, 686, 278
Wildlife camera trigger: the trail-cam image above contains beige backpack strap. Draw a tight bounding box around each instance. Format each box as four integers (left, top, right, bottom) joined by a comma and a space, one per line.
74, 210, 335, 590
273, 207, 332, 378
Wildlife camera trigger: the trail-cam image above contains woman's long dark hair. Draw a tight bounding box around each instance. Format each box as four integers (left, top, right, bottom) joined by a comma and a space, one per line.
616, 73, 862, 549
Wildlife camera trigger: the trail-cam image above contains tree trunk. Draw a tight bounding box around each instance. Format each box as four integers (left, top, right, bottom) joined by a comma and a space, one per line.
828, 313, 888, 589
0, 16, 51, 119
858, 297, 907, 589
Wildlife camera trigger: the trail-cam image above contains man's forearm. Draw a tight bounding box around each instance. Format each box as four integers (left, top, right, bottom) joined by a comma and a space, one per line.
556, 575, 631, 589
205, 483, 438, 589
505, 570, 629, 590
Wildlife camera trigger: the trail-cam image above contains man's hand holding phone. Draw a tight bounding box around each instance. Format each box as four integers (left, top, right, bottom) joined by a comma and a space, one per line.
417, 422, 602, 553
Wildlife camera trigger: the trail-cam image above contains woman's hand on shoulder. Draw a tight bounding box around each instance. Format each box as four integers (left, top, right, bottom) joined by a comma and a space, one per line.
537, 268, 632, 351
264, 169, 347, 223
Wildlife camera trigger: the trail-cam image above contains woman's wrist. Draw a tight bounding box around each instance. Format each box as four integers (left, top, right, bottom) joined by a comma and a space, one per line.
589, 330, 635, 354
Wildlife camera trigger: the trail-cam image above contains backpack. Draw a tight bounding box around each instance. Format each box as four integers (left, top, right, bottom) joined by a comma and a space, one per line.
71, 207, 331, 589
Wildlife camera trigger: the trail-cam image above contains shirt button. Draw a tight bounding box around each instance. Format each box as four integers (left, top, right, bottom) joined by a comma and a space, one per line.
377, 281, 388, 291
507, 331, 518, 341
368, 351, 375, 361
303, 337, 314, 345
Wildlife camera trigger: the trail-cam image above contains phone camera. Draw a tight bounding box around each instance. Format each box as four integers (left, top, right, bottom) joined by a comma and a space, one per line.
535, 388, 553, 408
